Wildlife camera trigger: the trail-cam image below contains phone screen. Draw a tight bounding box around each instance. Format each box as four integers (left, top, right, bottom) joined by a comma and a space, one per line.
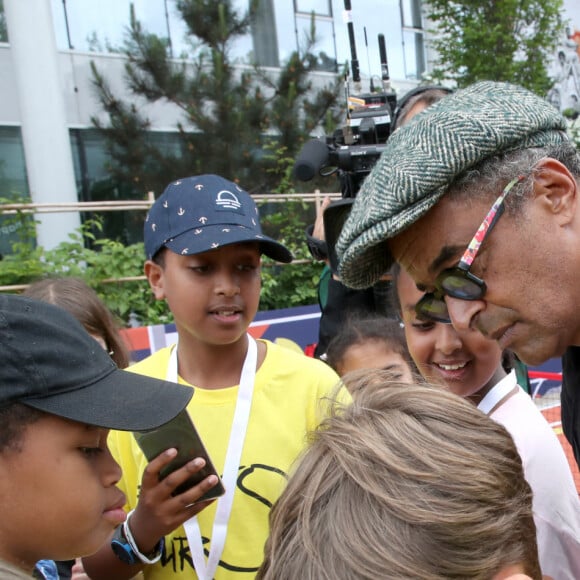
133, 409, 225, 503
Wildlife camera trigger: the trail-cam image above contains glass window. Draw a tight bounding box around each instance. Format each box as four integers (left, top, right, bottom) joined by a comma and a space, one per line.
399, 0, 425, 79
0, 127, 31, 255
400, 0, 422, 28
295, 0, 332, 17
295, 13, 337, 71
69, 128, 185, 246
51, 0, 170, 52
0, 0, 7, 43
402, 29, 425, 80
251, 0, 279, 67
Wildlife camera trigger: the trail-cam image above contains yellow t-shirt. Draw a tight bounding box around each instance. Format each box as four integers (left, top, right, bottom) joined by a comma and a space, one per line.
108, 340, 344, 580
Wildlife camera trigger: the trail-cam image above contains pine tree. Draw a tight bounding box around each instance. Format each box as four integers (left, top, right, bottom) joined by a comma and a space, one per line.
91, 0, 343, 196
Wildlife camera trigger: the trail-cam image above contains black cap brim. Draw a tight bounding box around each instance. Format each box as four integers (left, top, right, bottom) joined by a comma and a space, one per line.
23, 367, 193, 432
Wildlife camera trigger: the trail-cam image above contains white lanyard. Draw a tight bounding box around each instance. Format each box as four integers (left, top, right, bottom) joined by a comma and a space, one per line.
477, 370, 517, 415
166, 334, 257, 580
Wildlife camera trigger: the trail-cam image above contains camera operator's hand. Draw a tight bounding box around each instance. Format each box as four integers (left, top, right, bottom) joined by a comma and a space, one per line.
306, 196, 332, 263
313, 196, 332, 241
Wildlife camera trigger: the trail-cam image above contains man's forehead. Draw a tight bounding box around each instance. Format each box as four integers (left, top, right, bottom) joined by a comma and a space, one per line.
389, 229, 438, 285
388, 202, 473, 283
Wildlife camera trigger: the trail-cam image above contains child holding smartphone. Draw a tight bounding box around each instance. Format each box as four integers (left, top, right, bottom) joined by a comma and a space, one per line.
24, 276, 132, 579
83, 174, 343, 580
0, 295, 198, 579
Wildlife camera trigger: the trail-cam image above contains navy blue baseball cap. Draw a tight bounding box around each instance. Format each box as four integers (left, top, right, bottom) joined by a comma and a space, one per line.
144, 174, 293, 263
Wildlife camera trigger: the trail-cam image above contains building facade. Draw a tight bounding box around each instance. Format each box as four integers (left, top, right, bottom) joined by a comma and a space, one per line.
2, 0, 579, 253
0, 0, 429, 253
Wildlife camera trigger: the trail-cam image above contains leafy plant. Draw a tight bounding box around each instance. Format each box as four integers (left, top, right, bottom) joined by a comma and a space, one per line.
425, 0, 564, 94
0, 213, 171, 325
0, 187, 321, 323
258, 143, 321, 310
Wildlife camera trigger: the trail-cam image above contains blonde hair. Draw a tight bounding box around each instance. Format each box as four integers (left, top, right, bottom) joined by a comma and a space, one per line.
258, 371, 540, 580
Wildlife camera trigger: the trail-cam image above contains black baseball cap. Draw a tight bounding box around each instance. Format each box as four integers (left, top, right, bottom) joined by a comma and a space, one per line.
0, 295, 193, 431
144, 174, 293, 263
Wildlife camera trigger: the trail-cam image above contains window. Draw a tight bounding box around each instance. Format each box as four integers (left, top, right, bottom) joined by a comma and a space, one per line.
51, 0, 171, 52
0, 0, 8, 42
293, 0, 337, 71
69, 128, 185, 245
400, 0, 426, 79
251, 0, 280, 67
0, 127, 30, 255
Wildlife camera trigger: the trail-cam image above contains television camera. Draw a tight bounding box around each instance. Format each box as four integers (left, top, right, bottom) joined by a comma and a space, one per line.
294, 0, 397, 272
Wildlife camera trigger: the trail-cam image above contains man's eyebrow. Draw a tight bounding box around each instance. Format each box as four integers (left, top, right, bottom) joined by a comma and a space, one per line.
428, 245, 465, 275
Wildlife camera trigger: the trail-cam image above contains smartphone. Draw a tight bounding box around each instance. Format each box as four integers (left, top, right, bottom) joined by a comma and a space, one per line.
133, 409, 225, 503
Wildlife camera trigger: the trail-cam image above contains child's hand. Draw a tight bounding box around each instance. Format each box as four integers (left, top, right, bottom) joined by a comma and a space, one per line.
128, 449, 220, 552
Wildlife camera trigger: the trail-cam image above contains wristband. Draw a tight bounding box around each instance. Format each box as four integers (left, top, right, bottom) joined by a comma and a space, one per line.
111, 510, 164, 565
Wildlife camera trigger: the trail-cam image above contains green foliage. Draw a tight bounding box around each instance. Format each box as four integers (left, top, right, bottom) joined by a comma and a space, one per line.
425, 0, 565, 94
0, 187, 320, 323
0, 195, 42, 283
0, 212, 172, 326
258, 143, 320, 310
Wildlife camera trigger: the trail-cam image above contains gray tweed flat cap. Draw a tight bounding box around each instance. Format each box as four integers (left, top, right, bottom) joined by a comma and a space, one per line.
336, 80, 569, 289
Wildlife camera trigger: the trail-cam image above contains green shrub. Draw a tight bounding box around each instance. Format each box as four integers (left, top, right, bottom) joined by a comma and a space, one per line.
0, 198, 320, 326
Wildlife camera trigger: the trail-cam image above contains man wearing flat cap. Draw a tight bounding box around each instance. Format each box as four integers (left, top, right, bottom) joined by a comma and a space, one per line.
336, 81, 580, 465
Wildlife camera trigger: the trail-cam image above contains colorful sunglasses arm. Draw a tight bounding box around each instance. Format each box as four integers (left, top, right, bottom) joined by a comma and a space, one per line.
458, 175, 525, 269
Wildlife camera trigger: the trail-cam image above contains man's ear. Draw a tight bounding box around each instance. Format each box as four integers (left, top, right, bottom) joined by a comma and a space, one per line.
144, 260, 165, 300
532, 158, 577, 224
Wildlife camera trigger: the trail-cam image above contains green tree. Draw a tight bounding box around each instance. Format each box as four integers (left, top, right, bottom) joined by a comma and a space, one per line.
425, 0, 565, 94
91, 0, 343, 196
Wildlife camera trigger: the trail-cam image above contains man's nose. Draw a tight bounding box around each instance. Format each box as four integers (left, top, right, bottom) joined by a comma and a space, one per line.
445, 296, 485, 333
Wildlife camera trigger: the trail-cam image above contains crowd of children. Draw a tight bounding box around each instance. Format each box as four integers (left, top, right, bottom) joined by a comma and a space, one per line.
4, 157, 580, 579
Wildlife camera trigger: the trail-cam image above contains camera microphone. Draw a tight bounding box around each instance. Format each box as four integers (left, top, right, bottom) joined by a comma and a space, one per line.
378, 33, 391, 92
293, 138, 330, 181
343, 0, 361, 91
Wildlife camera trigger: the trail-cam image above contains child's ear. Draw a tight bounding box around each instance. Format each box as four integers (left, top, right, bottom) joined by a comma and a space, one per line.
144, 260, 166, 300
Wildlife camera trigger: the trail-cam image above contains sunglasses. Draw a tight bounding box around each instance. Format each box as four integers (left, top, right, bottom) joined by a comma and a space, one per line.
414, 175, 526, 323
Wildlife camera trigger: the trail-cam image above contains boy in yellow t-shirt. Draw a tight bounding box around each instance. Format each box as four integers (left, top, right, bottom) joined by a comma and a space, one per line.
83, 174, 344, 580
